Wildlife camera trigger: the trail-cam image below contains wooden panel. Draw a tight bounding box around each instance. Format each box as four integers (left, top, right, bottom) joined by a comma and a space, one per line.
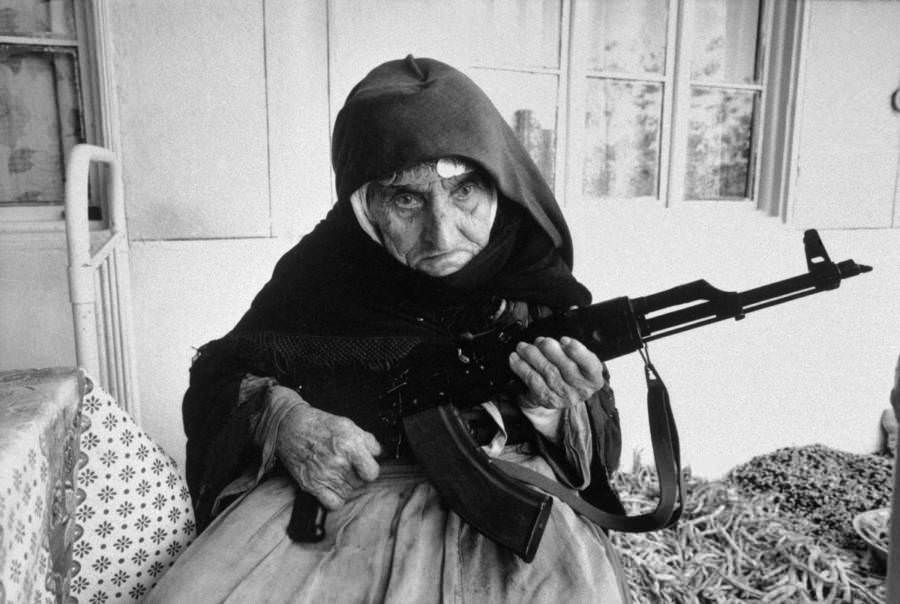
791, 1, 900, 228
111, 0, 270, 239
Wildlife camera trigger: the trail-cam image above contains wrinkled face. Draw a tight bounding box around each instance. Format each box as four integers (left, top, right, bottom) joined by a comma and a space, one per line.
366, 163, 496, 277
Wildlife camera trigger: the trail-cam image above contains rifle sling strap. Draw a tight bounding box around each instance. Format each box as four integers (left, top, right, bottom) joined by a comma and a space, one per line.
492, 360, 683, 533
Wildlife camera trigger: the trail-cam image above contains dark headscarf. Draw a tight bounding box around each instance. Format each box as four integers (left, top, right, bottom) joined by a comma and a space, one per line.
332, 55, 575, 267
183, 56, 596, 528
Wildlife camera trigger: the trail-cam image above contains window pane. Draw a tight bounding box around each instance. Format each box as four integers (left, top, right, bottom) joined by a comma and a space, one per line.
470, 69, 558, 187
583, 79, 662, 198
691, 0, 760, 84
585, 0, 669, 75
685, 87, 757, 200
0, 50, 81, 204
470, 0, 561, 68
0, 0, 76, 37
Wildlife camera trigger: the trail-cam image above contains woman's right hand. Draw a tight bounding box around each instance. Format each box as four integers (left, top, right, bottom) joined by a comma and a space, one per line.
275, 404, 382, 510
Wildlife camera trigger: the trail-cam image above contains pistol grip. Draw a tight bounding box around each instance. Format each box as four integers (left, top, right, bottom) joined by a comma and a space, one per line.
287, 488, 327, 542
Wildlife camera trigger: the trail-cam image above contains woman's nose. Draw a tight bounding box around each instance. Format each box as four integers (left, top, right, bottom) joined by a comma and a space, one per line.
422, 198, 456, 248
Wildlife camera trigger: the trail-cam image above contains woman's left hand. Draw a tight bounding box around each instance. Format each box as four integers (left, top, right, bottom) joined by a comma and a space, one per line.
509, 336, 606, 409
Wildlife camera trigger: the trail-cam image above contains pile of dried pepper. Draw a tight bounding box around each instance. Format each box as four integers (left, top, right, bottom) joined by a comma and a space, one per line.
609, 447, 889, 603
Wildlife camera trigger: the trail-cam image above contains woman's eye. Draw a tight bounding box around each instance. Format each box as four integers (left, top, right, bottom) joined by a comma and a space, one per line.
453, 183, 477, 201
392, 194, 422, 210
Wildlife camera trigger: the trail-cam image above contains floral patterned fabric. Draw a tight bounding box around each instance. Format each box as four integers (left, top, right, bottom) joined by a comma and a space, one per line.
0, 367, 86, 604
0, 368, 196, 604
72, 379, 195, 604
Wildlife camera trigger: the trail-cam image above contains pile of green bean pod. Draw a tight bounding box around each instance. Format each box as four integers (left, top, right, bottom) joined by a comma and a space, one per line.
609, 450, 887, 603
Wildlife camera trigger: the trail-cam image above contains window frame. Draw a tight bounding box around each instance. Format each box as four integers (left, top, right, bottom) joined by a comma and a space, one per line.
465, 0, 571, 194
755, 0, 806, 222
669, 0, 773, 206
0, 0, 117, 232
563, 0, 680, 206
562, 0, 782, 209
324, 0, 800, 214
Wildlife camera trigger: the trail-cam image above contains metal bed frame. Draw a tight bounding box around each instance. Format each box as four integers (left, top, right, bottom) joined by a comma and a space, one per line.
64, 143, 141, 421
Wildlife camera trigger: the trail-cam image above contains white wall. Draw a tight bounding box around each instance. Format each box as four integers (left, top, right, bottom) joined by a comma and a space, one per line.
568, 201, 898, 476
1, 0, 897, 479
111, 0, 271, 240
0, 235, 75, 369
127, 238, 296, 469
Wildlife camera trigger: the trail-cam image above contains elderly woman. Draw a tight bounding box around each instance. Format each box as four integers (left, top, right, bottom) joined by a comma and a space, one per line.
148, 56, 630, 603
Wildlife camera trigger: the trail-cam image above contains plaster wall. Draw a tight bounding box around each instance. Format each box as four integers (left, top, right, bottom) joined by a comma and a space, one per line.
0, 237, 74, 369
110, 0, 272, 240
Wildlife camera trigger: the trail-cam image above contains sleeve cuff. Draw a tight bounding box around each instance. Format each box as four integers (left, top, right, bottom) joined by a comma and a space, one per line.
254, 384, 309, 479
519, 405, 563, 442
532, 404, 594, 489
212, 380, 307, 515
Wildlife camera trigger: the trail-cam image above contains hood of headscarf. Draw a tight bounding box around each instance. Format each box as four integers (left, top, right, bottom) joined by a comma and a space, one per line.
332, 55, 575, 269
225, 54, 591, 339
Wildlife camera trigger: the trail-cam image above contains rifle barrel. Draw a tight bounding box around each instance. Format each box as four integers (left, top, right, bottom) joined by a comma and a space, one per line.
640, 259, 871, 342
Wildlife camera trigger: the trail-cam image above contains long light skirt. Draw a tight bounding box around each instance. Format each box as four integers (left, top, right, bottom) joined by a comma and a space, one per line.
147, 452, 630, 603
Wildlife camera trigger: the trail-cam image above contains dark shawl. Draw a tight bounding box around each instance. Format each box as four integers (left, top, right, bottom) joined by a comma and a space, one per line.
183, 56, 620, 530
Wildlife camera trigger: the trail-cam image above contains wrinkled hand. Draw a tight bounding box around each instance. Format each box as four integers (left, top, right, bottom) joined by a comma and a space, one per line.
276, 404, 382, 510
509, 336, 606, 410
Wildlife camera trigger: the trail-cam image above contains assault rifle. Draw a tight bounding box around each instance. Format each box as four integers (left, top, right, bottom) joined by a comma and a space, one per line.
289, 229, 871, 561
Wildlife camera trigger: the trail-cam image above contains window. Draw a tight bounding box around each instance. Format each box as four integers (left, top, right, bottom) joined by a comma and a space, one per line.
0, 0, 105, 225
574, 0, 670, 200
328, 0, 567, 189
328, 0, 787, 208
